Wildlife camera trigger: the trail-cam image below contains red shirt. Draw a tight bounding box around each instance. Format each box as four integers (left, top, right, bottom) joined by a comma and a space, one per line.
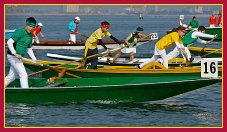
210, 16, 216, 25
32, 27, 42, 37
218, 15, 222, 25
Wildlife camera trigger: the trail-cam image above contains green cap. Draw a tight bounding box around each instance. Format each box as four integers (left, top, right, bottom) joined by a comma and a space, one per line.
26, 21, 36, 28
136, 27, 144, 33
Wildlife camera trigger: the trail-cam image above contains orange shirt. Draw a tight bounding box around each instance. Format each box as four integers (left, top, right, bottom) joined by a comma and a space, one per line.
210, 16, 216, 25
32, 27, 42, 37
218, 15, 222, 25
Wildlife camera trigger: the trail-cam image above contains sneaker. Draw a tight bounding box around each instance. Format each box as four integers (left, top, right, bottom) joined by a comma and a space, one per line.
135, 65, 141, 69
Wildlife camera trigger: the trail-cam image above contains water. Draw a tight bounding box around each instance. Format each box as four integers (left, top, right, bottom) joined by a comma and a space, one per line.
5, 14, 222, 127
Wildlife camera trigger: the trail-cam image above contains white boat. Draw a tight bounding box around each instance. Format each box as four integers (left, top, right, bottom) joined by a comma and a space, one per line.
46, 53, 222, 66
5, 29, 15, 39
31, 39, 152, 50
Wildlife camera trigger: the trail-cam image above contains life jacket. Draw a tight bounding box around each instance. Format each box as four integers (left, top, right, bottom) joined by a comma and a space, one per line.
210, 16, 216, 24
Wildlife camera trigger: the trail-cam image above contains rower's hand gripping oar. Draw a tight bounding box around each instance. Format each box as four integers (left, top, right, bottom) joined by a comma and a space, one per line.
29, 33, 156, 74
28, 45, 127, 75
29, 49, 113, 75
76, 33, 156, 69
21, 57, 46, 67
101, 33, 158, 64
186, 34, 217, 66
200, 35, 217, 56
122, 33, 158, 49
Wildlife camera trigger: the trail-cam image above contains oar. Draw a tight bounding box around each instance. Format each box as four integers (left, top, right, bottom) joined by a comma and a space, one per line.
31, 33, 154, 74
28, 48, 123, 75
77, 32, 89, 42
22, 58, 81, 78
84, 33, 155, 67
77, 32, 89, 38
21, 57, 47, 67
201, 48, 222, 57
32, 34, 155, 76
200, 36, 216, 56
136, 33, 158, 47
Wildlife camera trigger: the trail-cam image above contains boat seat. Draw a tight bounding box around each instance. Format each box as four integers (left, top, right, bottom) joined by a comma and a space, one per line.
142, 62, 167, 69
168, 58, 186, 64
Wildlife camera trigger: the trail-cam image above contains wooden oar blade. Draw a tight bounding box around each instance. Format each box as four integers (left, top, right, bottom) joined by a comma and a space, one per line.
48, 79, 68, 87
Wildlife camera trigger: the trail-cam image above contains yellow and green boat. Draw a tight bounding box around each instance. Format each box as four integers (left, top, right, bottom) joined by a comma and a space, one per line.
23, 59, 222, 79
5, 59, 222, 104
188, 46, 222, 58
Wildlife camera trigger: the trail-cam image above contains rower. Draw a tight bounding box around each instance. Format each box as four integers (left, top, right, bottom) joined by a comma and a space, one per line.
83, 21, 121, 69
112, 27, 146, 64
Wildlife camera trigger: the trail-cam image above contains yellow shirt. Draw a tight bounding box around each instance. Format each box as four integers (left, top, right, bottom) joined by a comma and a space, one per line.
85, 28, 111, 49
156, 32, 183, 50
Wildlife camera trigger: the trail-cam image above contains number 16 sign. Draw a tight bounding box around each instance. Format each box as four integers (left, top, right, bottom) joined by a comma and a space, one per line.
201, 59, 218, 79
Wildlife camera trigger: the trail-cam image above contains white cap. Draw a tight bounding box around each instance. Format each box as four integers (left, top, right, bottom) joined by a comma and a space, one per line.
179, 15, 184, 20
38, 22, 43, 26
74, 16, 80, 21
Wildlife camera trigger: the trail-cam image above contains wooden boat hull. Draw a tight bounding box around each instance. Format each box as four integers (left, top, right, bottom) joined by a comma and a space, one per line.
188, 46, 222, 58
31, 40, 125, 50
5, 29, 123, 49
5, 29, 15, 39
6, 76, 220, 104
5, 39, 149, 50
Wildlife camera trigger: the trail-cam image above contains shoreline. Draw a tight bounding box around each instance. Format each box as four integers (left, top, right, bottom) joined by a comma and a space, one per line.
6, 13, 211, 17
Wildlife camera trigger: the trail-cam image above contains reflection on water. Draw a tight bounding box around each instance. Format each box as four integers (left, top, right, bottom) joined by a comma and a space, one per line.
5, 95, 221, 127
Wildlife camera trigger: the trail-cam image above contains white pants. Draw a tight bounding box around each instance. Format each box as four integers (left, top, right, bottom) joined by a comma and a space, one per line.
121, 47, 136, 53
167, 46, 191, 60
139, 45, 168, 68
210, 24, 215, 27
69, 34, 76, 43
32, 37, 40, 44
5, 55, 29, 88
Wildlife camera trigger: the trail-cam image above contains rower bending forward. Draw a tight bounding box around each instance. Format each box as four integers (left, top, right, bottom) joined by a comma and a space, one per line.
137, 26, 187, 69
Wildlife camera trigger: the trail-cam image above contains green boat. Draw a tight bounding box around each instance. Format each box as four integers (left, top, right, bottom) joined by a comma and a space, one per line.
6, 76, 220, 104
188, 46, 222, 58
24, 60, 222, 79
186, 27, 222, 41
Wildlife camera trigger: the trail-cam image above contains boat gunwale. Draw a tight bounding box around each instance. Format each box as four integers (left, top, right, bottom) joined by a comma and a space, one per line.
188, 46, 222, 55
64, 67, 222, 74
6, 78, 219, 90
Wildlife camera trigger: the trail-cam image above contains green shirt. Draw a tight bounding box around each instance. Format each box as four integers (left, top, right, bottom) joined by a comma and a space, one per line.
125, 32, 139, 47
182, 30, 198, 46
187, 20, 199, 28
11, 28, 33, 56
